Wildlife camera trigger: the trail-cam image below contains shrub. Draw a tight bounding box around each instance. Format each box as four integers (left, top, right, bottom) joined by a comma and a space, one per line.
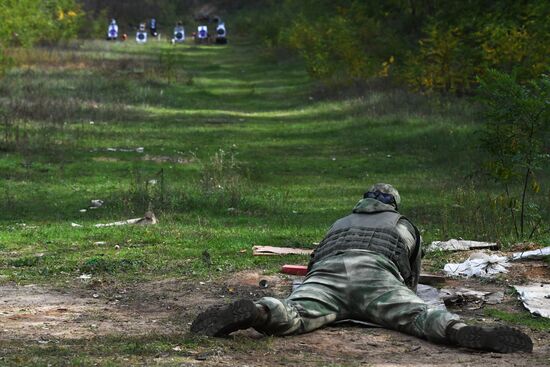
403, 24, 480, 94
246, 0, 550, 94
477, 70, 550, 239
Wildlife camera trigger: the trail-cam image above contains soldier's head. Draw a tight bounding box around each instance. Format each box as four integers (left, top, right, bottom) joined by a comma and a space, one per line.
364, 183, 401, 210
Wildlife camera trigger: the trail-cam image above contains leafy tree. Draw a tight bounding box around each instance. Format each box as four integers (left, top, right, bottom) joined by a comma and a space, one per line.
247, 0, 550, 94
0, 0, 82, 47
0, 0, 82, 75
478, 70, 550, 239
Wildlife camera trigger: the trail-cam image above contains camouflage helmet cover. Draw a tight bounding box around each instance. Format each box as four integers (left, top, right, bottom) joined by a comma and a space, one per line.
367, 183, 401, 206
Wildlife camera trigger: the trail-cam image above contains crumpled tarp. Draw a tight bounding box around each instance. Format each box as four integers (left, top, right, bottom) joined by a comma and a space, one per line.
416, 284, 447, 311
439, 287, 504, 306
426, 239, 498, 252
513, 283, 550, 318
443, 252, 510, 278
417, 285, 503, 310
511, 246, 550, 261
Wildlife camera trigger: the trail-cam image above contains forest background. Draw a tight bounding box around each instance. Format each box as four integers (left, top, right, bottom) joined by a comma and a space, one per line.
2, 0, 549, 94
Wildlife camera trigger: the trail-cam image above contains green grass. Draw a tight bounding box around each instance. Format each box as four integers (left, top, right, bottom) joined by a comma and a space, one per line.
0, 332, 274, 366
0, 38, 548, 287
485, 308, 550, 331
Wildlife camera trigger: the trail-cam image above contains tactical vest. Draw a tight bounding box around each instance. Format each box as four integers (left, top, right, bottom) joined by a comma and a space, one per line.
309, 210, 420, 288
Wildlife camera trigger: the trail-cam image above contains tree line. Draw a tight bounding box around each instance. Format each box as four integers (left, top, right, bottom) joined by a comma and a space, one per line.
247, 0, 549, 94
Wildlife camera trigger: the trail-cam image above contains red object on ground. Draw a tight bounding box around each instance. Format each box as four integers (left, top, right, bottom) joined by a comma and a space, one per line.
281, 264, 308, 276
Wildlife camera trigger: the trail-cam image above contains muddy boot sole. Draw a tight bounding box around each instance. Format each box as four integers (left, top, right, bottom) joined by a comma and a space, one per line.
454, 325, 533, 353
191, 299, 258, 337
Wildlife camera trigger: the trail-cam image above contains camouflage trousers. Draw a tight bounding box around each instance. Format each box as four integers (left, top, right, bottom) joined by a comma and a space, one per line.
254, 249, 459, 343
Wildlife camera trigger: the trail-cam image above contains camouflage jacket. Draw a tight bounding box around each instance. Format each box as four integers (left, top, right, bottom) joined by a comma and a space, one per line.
309, 198, 422, 290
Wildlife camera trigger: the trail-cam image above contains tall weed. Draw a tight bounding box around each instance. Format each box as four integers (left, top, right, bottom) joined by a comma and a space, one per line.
441, 184, 550, 245
196, 147, 246, 208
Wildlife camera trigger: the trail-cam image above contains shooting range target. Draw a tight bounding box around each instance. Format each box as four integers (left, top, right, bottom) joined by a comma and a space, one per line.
136, 31, 147, 43
174, 30, 185, 42
197, 26, 208, 39
108, 27, 118, 38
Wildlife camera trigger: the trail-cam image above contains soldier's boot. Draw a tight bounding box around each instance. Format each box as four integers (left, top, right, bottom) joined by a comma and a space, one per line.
190, 299, 269, 337
446, 322, 533, 353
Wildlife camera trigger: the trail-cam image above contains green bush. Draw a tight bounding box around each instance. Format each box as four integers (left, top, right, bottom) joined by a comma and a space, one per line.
403, 24, 480, 94
0, 0, 83, 75
0, 0, 82, 47
477, 70, 550, 239
247, 0, 550, 94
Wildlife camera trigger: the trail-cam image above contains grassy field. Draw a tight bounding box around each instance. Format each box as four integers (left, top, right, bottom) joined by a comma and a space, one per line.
0, 39, 548, 285
0, 38, 549, 366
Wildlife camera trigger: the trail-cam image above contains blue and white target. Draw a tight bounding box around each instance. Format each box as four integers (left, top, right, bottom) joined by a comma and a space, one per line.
197, 26, 208, 39
108, 25, 118, 38
136, 31, 147, 43
216, 23, 226, 37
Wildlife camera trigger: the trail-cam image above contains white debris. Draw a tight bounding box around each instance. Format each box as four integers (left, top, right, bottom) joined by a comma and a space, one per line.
79, 274, 92, 280
71, 222, 83, 228
79, 209, 87, 213
511, 246, 550, 261
440, 287, 504, 306
90, 199, 104, 209
105, 147, 145, 153
94, 218, 142, 227
94, 211, 157, 228
513, 283, 550, 318
426, 239, 498, 252
93, 241, 107, 245
443, 252, 510, 278
416, 284, 447, 311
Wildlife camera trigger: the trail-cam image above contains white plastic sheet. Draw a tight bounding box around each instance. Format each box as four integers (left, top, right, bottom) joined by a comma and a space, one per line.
511, 246, 550, 261
416, 284, 447, 311
513, 283, 550, 318
443, 252, 510, 278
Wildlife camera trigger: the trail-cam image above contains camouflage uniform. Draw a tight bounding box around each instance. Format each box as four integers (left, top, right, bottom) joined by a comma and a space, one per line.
191, 184, 533, 353
253, 195, 460, 343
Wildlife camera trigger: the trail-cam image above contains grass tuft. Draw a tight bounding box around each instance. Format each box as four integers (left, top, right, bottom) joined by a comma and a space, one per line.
485, 308, 550, 331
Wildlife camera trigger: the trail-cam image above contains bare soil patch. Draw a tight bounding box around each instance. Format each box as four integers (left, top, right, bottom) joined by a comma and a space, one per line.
1, 265, 549, 366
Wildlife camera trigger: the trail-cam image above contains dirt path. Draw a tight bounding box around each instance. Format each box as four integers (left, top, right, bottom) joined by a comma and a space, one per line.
1, 266, 549, 366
